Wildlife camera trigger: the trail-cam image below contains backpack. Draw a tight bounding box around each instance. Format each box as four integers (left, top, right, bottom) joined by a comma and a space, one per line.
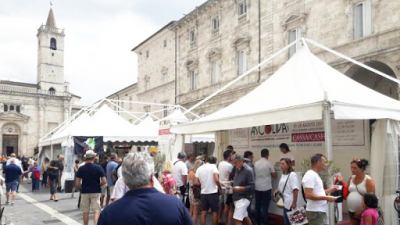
33, 168, 40, 180
112, 164, 121, 185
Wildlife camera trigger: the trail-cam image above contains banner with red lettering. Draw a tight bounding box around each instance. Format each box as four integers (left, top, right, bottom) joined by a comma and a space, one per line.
228, 120, 366, 152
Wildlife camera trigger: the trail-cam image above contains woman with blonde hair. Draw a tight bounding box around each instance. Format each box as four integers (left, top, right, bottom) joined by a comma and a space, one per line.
188, 159, 203, 224
160, 161, 177, 195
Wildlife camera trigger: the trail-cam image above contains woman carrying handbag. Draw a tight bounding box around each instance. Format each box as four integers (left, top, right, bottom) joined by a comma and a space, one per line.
278, 158, 300, 225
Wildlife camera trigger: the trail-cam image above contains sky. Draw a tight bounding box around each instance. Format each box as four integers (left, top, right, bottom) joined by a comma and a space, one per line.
0, 0, 206, 105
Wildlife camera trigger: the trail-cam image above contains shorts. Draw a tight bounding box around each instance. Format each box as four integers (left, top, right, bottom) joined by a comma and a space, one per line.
6, 181, 18, 193
305, 211, 326, 225
200, 193, 219, 212
233, 198, 250, 221
80, 193, 101, 213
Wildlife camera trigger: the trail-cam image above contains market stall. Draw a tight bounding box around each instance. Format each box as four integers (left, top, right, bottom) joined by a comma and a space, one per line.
39, 103, 159, 189
172, 41, 400, 224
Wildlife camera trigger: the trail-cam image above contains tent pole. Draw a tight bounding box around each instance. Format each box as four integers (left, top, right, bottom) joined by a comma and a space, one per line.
323, 101, 334, 225
304, 38, 400, 85
50, 143, 54, 160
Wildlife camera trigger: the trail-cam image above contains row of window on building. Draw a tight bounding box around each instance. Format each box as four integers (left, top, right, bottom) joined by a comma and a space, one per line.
189, 0, 370, 51
144, 0, 372, 91
3, 104, 21, 113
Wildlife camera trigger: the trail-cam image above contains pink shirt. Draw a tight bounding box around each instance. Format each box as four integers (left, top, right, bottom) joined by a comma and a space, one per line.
360, 208, 378, 225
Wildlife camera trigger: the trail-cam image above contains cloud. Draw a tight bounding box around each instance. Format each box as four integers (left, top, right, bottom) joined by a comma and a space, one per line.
0, 0, 207, 105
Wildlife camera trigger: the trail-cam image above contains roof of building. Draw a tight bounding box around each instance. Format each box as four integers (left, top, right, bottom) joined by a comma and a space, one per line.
107, 83, 138, 98
71, 93, 81, 99
131, 0, 216, 52
46, 8, 57, 28
131, 21, 176, 52
174, 0, 212, 26
0, 80, 38, 88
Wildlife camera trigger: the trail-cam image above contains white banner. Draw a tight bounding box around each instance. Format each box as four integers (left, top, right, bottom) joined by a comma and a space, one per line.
229, 120, 365, 152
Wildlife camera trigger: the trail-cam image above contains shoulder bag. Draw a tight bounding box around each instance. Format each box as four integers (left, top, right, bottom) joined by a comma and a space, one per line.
274, 172, 291, 208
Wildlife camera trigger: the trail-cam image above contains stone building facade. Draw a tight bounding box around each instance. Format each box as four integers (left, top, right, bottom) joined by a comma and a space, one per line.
0, 8, 80, 157
108, 0, 400, 119
109, 22, 177, 120
132, 22, 177, 116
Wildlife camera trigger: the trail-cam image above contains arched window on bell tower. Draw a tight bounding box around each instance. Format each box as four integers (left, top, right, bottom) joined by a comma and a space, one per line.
49, 87, 56, 95
50, 38, 57, 50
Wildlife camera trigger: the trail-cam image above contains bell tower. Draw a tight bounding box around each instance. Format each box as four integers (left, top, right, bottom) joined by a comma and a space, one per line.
37, 8, 68, 94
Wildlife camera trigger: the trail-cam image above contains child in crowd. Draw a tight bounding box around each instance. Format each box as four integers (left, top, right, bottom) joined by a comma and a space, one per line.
160, 161, 177, 195
29, 161, 41, 191
360, 193, 379, 225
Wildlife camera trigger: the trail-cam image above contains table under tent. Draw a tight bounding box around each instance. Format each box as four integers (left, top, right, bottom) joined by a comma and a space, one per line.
172, 39, 400, 225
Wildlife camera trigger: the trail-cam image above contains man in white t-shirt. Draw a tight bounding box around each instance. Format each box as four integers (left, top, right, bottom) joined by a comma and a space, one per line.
254, 148, 276, 225
302, 153, 337, 225
195, 156, 220, 225
172, 152, 188, 202
218, 149, 234, 225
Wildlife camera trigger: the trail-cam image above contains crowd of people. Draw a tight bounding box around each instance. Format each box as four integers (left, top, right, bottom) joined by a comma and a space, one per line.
0, 153, 65, 204
79, 143, 380, 225
0, 142, 382, 225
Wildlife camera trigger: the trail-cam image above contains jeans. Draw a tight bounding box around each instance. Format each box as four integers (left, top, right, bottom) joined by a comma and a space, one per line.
32, 178, 40, 191
283, 208, 291, 225
50, 178, 58, 195
255, 189, 272, 225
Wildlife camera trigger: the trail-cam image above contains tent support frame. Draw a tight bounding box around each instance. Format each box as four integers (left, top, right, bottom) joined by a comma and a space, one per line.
323, 101, 335, 225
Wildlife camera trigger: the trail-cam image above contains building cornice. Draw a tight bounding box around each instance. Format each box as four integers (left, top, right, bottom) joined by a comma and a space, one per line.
0, 112, 30, 122
137, 80, 174, 96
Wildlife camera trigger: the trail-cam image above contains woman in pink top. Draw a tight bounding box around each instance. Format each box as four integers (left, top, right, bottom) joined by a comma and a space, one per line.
360, 193, 379, 225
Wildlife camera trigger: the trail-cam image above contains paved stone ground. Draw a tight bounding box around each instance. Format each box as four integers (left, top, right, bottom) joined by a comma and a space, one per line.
1, 180, 220, 225
1, 181, 85, 225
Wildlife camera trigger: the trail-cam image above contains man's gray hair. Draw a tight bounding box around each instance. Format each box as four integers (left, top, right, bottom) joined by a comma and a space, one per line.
122, 152, 155, 190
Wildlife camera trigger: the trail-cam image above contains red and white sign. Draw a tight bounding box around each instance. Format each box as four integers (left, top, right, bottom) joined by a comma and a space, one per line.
229, 120, 366, 152
159, 128, 171, 136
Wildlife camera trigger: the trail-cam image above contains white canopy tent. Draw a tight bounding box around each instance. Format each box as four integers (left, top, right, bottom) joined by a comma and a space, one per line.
41, 104, 158, 145
171, 39, 400, 225
172, 47, 400, 134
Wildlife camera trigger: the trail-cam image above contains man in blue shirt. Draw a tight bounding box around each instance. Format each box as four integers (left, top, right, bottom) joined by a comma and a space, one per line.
76, 150, 107, 225
4, 159, 22, 205
98, 152, 193, 225
105, 153, 118, 206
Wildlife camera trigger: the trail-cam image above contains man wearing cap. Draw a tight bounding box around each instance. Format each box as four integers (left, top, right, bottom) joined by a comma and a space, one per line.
232, 155, 254, 225
76, 150, 107, 225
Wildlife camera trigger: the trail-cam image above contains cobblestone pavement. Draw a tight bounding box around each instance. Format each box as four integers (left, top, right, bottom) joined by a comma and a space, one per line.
1, 181, 212, 225
1, 181, 86, 225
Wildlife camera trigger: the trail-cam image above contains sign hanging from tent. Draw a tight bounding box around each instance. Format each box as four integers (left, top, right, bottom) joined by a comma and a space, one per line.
229, 120, 365, 152
73, 136, 104, 155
